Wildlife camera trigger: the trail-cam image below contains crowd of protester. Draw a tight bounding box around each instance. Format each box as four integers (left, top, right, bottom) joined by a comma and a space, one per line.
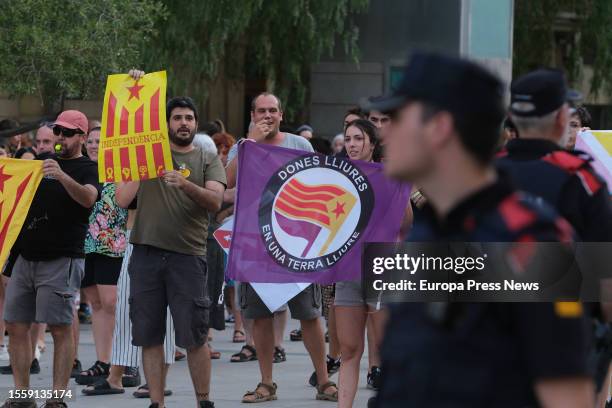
0, 51, 611, 408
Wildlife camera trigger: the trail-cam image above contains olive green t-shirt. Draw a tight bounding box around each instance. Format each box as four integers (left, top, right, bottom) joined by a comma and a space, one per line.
130, 146, 227, 255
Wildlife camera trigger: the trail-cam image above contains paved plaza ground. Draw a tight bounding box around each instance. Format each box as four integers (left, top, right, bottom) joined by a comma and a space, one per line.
0, 319, 373, 407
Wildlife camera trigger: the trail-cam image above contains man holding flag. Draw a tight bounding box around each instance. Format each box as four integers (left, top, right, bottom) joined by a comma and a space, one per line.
116, 70, 226, 408
225, 92, 338, 403
3, 110, 101, 408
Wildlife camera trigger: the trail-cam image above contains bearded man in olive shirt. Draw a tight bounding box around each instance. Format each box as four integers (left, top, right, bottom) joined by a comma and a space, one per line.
117, 73, 226, 408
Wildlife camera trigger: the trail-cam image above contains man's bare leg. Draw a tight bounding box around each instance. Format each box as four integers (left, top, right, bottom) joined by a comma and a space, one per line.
49, 324, 74, 391
253, 317, 274, 384
142, 345, 165, 406
6, 322, 32, 389
186, 343, 211, 403
273, 310, 287, 348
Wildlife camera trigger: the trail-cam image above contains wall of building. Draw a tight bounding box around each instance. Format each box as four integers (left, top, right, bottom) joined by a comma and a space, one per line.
310, 0, 514, 139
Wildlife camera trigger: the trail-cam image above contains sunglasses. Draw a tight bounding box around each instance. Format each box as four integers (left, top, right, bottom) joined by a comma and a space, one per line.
52, 126, 84, 138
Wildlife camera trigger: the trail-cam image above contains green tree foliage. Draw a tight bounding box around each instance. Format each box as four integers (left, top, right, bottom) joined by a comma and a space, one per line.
0, 0, 164, 113
144, 0, 369, 121
514, 0, 612, 97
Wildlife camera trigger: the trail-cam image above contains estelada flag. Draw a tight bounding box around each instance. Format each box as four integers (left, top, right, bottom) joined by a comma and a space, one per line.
99, 70, 173, 182
0, 158, 43, 267
576, 131, 612, 194
226, 142, 411, 284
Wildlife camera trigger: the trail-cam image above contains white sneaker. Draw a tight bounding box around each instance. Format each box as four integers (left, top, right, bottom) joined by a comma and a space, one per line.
0, 345, 9, 361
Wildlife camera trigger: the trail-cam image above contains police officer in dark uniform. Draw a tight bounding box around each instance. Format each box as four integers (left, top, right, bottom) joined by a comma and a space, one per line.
363, 52, 594, 407
497, 68, 612, 403
497, 68, 612, 242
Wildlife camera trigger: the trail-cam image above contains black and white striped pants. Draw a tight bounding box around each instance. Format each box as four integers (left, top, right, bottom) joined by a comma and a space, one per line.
111, 233, 175, 366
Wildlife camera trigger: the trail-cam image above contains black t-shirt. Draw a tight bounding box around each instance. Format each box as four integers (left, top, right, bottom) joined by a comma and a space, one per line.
377, 176, 591, 408
20, 155, 101, 261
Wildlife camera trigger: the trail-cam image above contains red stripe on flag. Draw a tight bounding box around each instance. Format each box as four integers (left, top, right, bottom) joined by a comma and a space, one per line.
120, 107, 129, 135
0, 173, 33, 251
104, 150, 114, 182
278, 191, 329, 213
135, 104, 144, 133
284, 184, 336, 202
275, 200, 330, 226
289, 179, 346, 196
106, 93, 116, 138
150, 89, 160, 131
119, 147, 131, 181
152, 142, 165, 176
135, 145, 149, 180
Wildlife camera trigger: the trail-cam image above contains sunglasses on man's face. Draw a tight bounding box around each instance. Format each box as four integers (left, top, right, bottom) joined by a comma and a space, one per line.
52, 126, 84, 138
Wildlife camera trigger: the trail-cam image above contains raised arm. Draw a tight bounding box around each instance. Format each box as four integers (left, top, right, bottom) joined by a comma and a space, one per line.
43, 159, 98, 208
116, 181, 140, 208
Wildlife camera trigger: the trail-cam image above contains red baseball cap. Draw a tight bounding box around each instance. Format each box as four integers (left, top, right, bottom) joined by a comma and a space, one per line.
53, 110, 88, 134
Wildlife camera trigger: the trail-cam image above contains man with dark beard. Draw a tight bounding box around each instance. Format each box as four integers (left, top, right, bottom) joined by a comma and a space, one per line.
116, 79, 227, 408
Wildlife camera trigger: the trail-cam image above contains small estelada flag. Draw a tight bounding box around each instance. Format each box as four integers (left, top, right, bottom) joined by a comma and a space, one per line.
99, 71, 173, 182
0, 158, 43, 267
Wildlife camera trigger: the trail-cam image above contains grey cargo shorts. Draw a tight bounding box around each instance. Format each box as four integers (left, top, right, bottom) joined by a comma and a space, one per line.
4, 256, 83, 325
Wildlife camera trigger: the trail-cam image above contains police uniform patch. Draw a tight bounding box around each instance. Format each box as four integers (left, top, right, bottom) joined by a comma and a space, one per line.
554, 301, 583, 318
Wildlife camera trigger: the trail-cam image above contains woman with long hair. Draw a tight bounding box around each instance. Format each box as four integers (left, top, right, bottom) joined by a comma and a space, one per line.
334, 119, 409, 408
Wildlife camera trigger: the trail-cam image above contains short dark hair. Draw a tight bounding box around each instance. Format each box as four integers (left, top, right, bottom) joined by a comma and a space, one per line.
251, 92, 282, 112
420, 101, 502, 165
166, 97, 198, 123
14, 147, 36, 159
310, 137, 332, 155
343, 118, 383, 162
573, 105, 592, 128
343, 107, 365, 121
199, 121, 220, 135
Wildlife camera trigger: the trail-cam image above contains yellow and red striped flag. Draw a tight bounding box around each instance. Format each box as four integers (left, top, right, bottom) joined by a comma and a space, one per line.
99, 70, 174, 182
0, 158, 43, 267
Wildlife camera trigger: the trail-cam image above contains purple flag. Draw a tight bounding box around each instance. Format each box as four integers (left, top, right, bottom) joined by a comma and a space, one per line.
226, 142, 410, 284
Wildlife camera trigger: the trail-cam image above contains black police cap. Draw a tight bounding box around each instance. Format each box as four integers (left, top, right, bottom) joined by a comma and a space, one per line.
361, 51, 505, 122
510, 69, 581, 117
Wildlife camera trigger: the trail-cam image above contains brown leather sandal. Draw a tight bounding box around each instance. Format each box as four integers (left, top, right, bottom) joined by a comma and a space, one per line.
242, 382, 278, 403
316, 381, 338, 402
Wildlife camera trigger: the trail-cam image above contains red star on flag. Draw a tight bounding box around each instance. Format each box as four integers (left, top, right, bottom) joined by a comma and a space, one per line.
126, 81, 145, 101
0, 166, 12, 193
332, 201, 346, 219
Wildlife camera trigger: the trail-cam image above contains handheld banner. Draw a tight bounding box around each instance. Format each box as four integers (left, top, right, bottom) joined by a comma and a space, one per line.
576, 131, 612, 194
0, 158, 43, 267
99, 71, 173, 182
226, 142, 411, 284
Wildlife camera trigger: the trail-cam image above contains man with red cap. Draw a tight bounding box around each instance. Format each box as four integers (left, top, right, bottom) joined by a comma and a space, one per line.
2, 110, 101, 408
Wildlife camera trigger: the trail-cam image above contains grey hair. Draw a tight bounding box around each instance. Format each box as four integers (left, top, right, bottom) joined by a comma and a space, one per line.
510, 108, 560, 134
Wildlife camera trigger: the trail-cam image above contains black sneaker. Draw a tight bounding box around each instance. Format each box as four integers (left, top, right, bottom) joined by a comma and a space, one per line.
148, 404, 159, 408
367, 366, 381, 390
121, 366, 141, 388
367, 396, 377, 408
70, 359, 82, 379
199, 401, 215, 408
0, 359, 39, 375
308, 355, 341, 387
